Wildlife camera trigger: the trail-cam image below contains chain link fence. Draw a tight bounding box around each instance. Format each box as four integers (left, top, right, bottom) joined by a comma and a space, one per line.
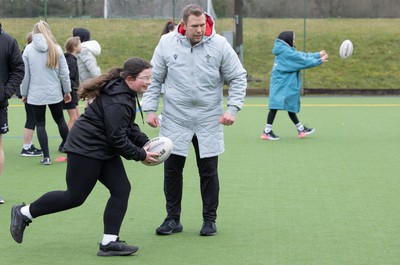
1, 0, 399, 91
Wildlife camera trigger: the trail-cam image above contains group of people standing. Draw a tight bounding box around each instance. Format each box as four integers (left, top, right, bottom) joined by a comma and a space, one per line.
0, 21, 101, 201
5, 3, 328, 258
19, 23, 101, 164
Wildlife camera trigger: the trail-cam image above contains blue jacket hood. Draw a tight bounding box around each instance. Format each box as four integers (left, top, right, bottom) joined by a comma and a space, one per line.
272, 39, 294, 56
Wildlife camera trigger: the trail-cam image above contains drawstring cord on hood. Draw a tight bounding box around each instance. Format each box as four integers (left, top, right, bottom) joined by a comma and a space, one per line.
135, 94, 144, 124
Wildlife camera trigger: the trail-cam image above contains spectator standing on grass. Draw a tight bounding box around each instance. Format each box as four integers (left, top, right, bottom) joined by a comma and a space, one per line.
0, 22, 25, 204
20, 20, 71, 165
142, 4, 247, 236
63, 36, 82, 130
10, 57, 160, 257
72, 28, 101, 83
261, 31, 328, 141
17, 31, 43, 157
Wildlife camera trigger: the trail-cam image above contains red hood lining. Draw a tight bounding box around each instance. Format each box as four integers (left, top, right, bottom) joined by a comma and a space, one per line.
177, 13, 213, 37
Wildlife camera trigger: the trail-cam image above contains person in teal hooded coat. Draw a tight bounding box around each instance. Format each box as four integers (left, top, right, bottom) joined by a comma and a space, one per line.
261, 31, 328, 140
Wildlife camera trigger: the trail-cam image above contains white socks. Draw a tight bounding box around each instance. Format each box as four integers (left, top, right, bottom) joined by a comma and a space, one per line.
23, 144, 32, 150
266, 123, 304, 132
296, 123, 304, 131
21, 204, 118, 246
264, 124, 272, 133
102, 234, 118, 245
20, 205, 33, 220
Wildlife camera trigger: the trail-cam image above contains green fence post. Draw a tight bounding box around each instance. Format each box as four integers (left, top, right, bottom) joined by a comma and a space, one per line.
44, 0, 48, 21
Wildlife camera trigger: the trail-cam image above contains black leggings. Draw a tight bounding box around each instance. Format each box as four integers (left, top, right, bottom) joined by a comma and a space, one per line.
267, 109, 300, 125
29, 153, 131, 235
24, 103, 36, 130
164, 135, 219, 222
31, 102, 69, 158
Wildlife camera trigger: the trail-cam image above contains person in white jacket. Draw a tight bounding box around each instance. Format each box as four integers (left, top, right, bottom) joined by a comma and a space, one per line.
20, 20, 71, 165
72, 28, 101, 83
142, 4, 247, 237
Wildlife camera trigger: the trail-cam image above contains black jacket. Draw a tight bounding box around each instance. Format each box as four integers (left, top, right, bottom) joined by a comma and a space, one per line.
63, 78, 149, 161
64, 53, 79, 90
0, 23, 24, 107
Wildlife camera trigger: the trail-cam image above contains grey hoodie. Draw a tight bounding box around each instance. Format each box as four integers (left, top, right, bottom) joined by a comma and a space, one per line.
20, 33, 71, 105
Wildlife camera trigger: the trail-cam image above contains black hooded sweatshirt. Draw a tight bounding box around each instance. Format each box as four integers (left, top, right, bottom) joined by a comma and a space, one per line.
63, 78, 148, 161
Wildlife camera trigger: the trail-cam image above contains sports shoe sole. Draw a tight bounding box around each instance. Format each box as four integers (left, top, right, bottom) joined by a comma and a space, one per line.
21, 153, 43, 157
200, 231, 216, 236
261, 134, 280, 141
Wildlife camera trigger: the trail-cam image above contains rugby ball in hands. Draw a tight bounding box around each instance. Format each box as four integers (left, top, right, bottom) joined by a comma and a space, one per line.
339, 39, 353, 59
141, 137, 173, 166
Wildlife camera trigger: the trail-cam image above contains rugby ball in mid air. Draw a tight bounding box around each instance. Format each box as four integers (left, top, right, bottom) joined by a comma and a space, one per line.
141, 137, 173, 166
339, 39, 353, 59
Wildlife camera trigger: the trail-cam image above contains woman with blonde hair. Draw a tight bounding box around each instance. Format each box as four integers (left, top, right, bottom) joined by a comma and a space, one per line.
20, 20, 71, 165
16, 31, 43, 157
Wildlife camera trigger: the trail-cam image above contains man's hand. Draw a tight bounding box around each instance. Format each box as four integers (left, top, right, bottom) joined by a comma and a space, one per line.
146, 112, 160, 128
219, 112, 235, 126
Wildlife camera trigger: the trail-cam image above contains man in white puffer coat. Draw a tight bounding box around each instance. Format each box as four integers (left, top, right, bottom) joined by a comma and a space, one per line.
142, 4, 247, 237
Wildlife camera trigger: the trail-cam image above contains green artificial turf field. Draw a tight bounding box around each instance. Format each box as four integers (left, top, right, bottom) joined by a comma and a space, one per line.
0, 96, 399, 265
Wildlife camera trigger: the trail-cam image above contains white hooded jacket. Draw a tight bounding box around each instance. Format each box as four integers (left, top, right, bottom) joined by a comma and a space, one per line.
142, 13, 247, 158
77, 40, 101, 83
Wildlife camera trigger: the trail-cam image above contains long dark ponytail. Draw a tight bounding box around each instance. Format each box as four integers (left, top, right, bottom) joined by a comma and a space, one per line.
77, 57, 151, 100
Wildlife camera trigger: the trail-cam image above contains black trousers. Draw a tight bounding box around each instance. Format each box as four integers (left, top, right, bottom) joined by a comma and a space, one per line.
267, 109, 300, 125
29, 153, 131, 235
163, 135, 219, 222
31, 102, 69, 158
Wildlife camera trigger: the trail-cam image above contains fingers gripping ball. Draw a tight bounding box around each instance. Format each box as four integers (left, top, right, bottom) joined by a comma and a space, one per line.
142, 137, 173, 166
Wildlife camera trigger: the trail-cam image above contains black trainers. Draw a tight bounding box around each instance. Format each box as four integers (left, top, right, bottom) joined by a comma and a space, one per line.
21, 145, 43, 157
0, 196, 4, 204
97, 238, 139, 256
200, 220, 217, 236
10, 203, 32, 243
155, 218, 183, 235
298, 126, 315, 138
261, 130, 280, 140
40, 157, 51, 165
97, 238, 138, 256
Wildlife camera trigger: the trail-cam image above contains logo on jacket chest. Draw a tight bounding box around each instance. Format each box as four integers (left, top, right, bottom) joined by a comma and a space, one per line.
171, 53, 212, 63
